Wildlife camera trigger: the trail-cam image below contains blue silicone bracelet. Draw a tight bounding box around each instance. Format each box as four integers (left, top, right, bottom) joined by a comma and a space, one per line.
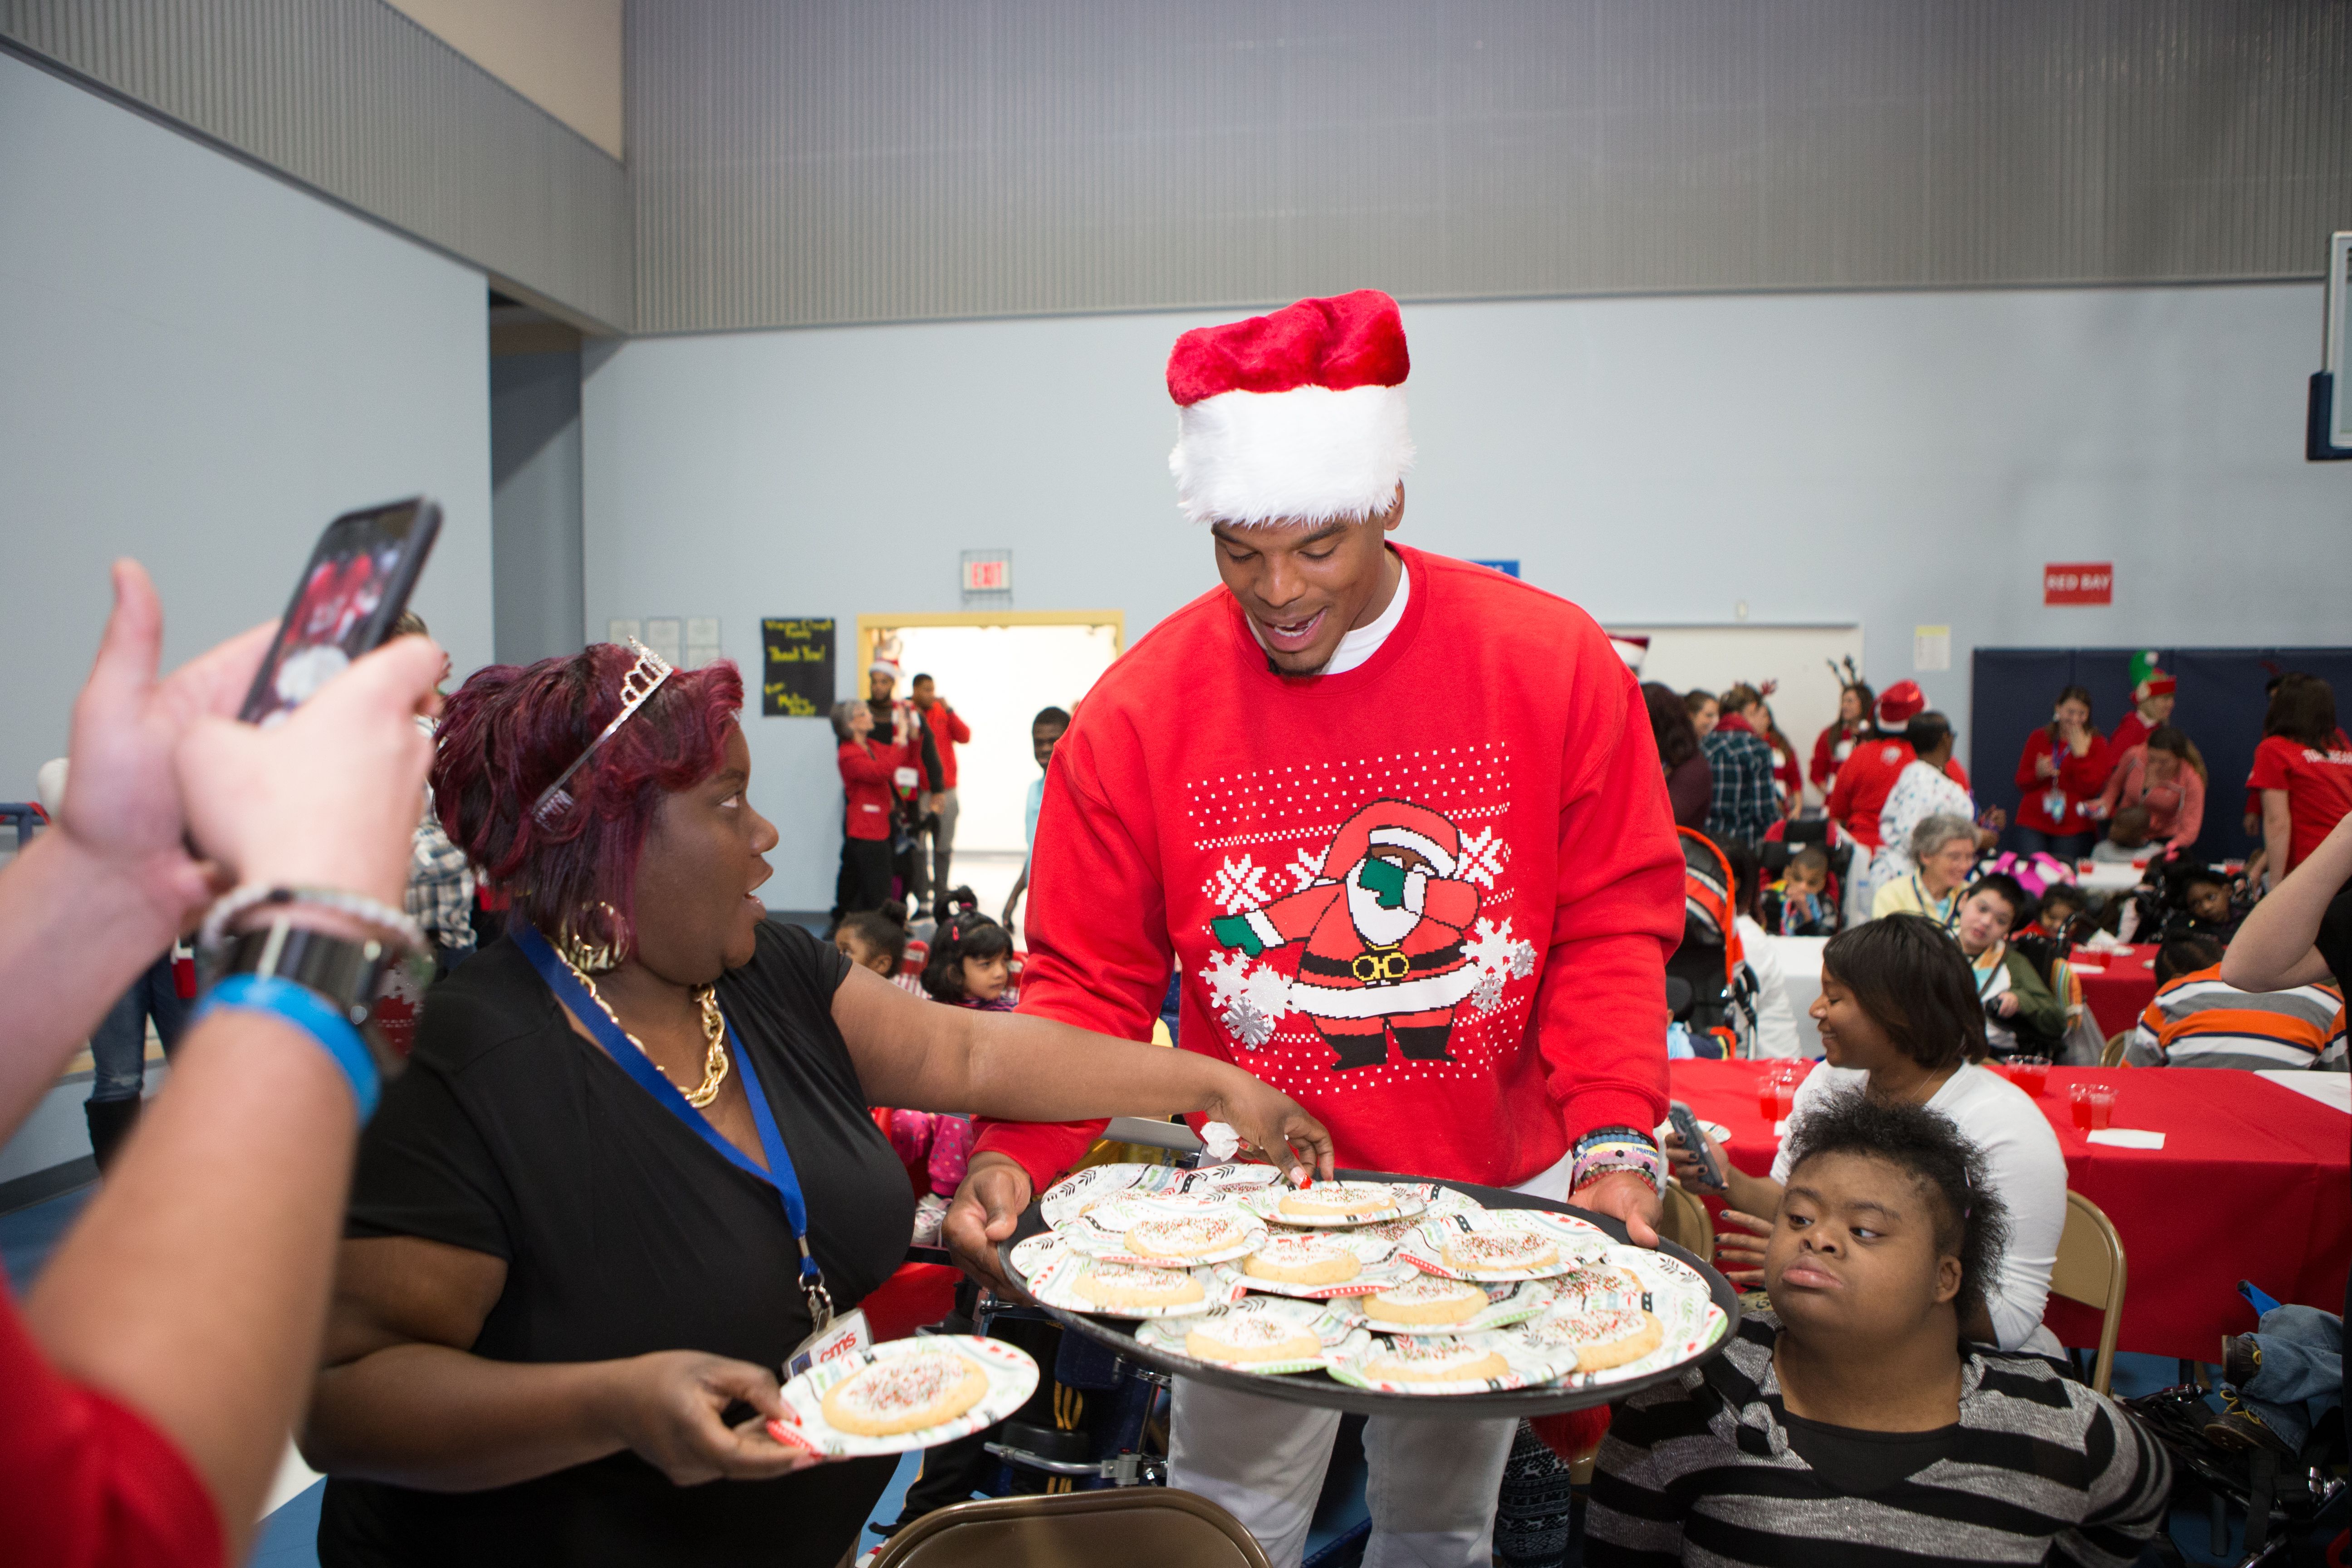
195, 974, 382, 1121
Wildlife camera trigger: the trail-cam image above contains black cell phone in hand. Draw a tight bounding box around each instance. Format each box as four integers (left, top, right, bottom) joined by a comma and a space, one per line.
1667, 1100, 1725, 1191
237, 498, 441, 725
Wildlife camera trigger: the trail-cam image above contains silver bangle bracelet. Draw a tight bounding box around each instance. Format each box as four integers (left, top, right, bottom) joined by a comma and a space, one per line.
198, 883, 426, 973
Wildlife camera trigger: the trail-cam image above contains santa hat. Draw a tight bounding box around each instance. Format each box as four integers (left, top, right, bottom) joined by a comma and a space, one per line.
1166, 291, 1415, 527
1609, 634, 1650, 675
1876, 681, 1927, 725
868, 659, 902, 681
1320, 798, 1460, 881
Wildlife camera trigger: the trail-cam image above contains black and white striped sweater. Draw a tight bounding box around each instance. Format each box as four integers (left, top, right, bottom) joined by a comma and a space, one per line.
1586, 1313, 2171, 1567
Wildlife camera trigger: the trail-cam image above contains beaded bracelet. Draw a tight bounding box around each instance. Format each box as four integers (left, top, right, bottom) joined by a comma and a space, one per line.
1569, 1125, 1666, 1196
198, 883, 423, 976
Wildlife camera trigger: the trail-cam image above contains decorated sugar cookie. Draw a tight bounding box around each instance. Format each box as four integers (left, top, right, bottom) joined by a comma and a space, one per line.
1360, 1274, 1487, 1326
1126, 1212, 1251, 1260
1441, 1229, 1557, 1274
820, 1349, 991, 1437
1244, 1231, 1362, 1286
1359, 1336, 1510, 1386
1184, 1311, 1326, 1365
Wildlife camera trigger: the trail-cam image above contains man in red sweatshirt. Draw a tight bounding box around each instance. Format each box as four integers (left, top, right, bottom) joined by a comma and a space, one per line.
943, 291, 1683, 1567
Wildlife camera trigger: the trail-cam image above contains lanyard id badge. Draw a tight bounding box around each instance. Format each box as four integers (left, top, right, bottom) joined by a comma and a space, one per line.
516, 925, 837, 1333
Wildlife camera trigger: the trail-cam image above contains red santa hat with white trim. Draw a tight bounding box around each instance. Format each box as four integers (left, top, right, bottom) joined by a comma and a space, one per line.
1166, 290, 1415, 526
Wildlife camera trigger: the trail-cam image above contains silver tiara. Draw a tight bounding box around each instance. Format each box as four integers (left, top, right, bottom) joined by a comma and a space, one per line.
531, 638, 675, 825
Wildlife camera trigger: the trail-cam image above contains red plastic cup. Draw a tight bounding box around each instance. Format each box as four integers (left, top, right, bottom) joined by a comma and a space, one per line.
2009, 1056, 2050, 1097
2069, 1083, 2117, 1131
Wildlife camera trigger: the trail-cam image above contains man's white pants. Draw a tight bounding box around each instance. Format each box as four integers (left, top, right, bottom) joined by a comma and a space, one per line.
1167, 1151, 1575, 1568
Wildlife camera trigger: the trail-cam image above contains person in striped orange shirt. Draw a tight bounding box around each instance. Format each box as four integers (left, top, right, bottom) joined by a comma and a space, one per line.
2126, 935, 2347, 1071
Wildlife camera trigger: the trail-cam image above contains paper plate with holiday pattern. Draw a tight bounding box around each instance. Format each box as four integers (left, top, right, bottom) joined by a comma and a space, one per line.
1399, 1210, 1611, 1282
1515, 1245, 1729, 1390
1328, 1328, 1580, 1395
1053, 1198, 1267, 1267
1232, 1227, 1414, 1299
1011, 1234, 1246, 1319
1038, 1163, 1156, 1226
766, 1336, 1038, 1457
1134, 1295, 1358, 1375
1348, 1275, 1558, 1337
1241, 1179, 1431, 1229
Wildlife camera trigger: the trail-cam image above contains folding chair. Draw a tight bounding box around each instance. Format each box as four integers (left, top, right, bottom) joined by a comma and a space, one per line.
2100, 1030, 2132, 1068
873, 1481, 1272, 1568
1656, 1181, 1716, 1265
2049, 1190, 2126, 1394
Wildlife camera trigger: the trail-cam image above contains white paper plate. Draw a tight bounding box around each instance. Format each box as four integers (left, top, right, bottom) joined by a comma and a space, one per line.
1328, 1327, 1579, 1394
1230, 1226, 1412, 1299
1054, 1198, 1268, 1266
1135, 1296, 1358, 1374
1399, 1210, 1611, 1282
1241, 1179, 1431, 1229
769, 1336, 1038, 1457
1010, 1233, 1245, 1318
1514, 1245, 1730, 1390
1349, 1276, 1557, 1337
1038, 1163, 1163, 1226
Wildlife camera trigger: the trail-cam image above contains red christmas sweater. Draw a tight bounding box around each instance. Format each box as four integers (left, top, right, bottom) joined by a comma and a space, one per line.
972, 546, 1684, 1191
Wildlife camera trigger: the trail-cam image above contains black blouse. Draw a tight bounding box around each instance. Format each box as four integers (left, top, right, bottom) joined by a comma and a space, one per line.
319, 920, 913, 1568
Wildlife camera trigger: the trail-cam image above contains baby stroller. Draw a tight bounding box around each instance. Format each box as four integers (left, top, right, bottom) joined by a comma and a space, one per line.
1758, 817, 1857, 935
1667, 828, 1759, 1059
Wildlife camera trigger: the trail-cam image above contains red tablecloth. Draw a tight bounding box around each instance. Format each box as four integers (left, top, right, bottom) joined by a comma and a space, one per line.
1669, 1059, 2352, 1362
2070, 944, 2161, 1038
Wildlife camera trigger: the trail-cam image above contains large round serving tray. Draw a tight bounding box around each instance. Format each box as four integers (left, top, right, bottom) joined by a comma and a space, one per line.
999, 1168, 1740, 1417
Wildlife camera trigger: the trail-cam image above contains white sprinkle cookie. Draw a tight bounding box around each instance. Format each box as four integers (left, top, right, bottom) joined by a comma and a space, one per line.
1360, 1274, 1487, 1326
819, 1348, 992, 1437
1244, 1231, 1363, 1286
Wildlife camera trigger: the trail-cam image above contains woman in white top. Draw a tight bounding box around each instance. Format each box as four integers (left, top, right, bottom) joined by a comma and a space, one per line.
1666, 913, 2068, 1354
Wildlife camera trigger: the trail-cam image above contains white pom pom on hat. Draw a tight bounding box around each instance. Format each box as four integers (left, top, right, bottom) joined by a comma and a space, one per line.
1166, 290, 1415, 527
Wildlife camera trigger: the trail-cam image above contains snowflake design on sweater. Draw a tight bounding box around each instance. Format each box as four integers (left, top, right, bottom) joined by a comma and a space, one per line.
1200, 949, 1293, 1049
1288, 849, 1324, 892
1207, 853, 1271, 914
1462, 916, 1537, 1014
1456, 827, 1509, 889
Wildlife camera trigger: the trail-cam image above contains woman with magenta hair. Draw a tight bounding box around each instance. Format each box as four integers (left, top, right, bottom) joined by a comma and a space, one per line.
300, 643, 1332, 1567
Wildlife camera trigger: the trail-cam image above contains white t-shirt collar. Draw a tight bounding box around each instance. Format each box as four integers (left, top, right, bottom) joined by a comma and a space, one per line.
1247, 555, 1409, 676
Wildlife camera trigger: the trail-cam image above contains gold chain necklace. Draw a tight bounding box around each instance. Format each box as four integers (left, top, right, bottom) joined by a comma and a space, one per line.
558, 953, 731, 1109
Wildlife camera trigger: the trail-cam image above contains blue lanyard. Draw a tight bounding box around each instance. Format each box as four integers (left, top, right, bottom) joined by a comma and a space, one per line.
514, 925, 828, 1307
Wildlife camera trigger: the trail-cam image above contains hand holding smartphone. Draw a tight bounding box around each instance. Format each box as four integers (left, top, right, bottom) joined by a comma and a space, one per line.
238, 498, 441, 726
1666, 1100, 1726, 1191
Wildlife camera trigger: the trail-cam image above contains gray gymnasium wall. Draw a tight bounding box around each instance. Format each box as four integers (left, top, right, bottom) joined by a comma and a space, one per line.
627, 0, 2351, 333
0, 50, 493, 807
582, 280, 2347, 909
0, 0, 630, 330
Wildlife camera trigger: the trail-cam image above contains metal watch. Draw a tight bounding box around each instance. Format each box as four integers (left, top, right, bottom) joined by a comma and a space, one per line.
217, 920, 421, 1083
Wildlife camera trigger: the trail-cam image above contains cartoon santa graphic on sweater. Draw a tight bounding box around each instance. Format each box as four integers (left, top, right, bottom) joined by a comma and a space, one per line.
1209, 798, 1489, 1071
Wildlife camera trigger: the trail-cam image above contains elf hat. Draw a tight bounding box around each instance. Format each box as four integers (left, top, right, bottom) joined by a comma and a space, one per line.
1320, 798, 1460, 881
1877, 681, 1927, 725
1166, 290, 1415, 527
2134, 670, 2176, 704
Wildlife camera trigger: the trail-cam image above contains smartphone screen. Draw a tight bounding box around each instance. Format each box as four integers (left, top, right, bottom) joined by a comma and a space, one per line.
238, 498, 442, 726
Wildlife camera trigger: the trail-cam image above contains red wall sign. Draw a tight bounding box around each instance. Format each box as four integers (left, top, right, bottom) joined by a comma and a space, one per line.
961, 558, 1009, 593
2043, 563, 2113, 606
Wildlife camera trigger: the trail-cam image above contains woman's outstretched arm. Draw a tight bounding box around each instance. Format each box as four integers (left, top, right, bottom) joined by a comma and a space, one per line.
831, 964, 1332, 1182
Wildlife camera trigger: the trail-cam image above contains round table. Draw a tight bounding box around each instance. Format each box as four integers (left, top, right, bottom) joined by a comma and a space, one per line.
1669, 1058, 2352, 1362
2068, 944, 2161, 1038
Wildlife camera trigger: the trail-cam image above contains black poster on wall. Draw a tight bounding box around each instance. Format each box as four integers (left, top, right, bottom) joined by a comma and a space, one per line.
761, 617, 834, 716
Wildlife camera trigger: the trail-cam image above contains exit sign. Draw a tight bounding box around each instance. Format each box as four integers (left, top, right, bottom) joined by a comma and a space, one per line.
2043, 563, 2113, 606
961, 557, 1010, 593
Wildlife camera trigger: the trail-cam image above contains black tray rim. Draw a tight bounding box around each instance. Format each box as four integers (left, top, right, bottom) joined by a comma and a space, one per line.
995, 1167, 1741, 1418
